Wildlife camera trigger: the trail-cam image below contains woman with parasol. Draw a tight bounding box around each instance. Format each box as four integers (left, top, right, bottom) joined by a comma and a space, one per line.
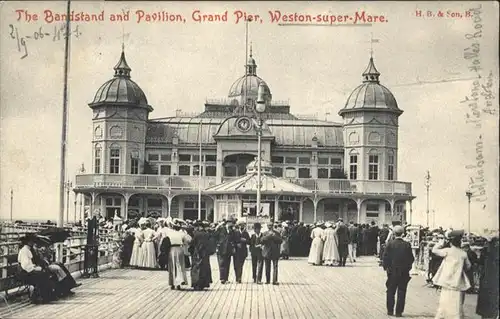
33, 233, 80, 297
17, 233, 57, 303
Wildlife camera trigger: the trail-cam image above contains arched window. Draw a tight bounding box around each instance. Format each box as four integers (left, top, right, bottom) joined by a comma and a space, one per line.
387, 151, 395, 181
368, 150, 379, 180
349, 149, 358, 180
109, 146, 121, 174
94, 144, 101, 174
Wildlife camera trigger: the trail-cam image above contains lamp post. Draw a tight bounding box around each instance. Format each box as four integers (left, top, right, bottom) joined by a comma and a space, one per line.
65, 180, 73, 224
79, 163, 85, 223
255, 82, 267, 219
465, 190, 472, 235
10, 189, 13, 222
424, 170, 431, 227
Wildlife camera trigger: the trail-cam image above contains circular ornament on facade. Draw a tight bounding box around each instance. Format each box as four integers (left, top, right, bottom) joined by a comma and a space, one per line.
94, 126, 103, 138
110, 125, 123, 138
236, 117, 252, 133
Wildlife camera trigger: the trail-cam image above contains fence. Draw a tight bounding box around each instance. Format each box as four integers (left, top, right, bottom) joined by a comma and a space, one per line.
0, 223, 115, 293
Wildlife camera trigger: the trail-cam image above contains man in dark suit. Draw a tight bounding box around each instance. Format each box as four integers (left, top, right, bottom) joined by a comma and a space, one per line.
382, 226, 414, 317
215, 218, 238, 284
348, 221, 359, 263
336, 219, 350, 266
233, 221, 250, 283
261, 222, 283, 285
249, 222, 264, 283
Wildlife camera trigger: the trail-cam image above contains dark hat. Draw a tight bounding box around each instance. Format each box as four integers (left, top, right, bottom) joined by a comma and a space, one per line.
19, 233, 37, 244
447, 229, 465, 239
253, 222, 262, 229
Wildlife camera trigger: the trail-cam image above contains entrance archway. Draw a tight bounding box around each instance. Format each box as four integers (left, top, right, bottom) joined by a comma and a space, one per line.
223, 153, 255, 177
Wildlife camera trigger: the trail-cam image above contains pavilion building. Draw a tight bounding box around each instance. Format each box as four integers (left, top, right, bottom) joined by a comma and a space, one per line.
75, 46, 414, 225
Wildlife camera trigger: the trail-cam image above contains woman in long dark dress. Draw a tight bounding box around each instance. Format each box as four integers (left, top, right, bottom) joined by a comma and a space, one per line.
476, 236, 499, 319
190, 222, 214, 290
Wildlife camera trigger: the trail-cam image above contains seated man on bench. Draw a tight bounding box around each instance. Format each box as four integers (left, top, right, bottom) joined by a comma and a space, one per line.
17, 234, 56, 303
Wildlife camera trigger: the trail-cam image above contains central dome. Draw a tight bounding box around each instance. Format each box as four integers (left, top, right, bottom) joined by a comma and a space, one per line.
228, 49, 272, 106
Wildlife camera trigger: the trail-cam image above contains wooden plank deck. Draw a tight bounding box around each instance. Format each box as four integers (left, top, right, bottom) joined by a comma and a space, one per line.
0, 256, 481, 319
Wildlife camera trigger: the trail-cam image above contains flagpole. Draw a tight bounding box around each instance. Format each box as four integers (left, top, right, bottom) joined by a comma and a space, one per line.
57, 0, 71, 262
197, 121, 203, 220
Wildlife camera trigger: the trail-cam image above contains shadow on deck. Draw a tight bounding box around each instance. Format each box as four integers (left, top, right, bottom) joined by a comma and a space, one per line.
0, 257, 480, 319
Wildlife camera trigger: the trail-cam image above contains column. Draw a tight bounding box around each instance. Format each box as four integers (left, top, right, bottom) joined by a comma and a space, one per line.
123, 193, 130, 220
167, 196, 172, 218
408, 199, 413, 224
274, 197, 279, 221
313, 199, 318, 222
144, 195, 148, 217
299, 199, 304, 222
356, 198, 362, 224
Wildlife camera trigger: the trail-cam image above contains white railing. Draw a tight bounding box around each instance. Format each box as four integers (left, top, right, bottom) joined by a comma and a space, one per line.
75, 174, 412, 196
75, 174, 217, 190
0, 225, 115, 289
205, 98, 290, 107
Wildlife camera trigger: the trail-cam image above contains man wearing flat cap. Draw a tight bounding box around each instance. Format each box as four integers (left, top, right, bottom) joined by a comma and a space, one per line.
382, 225, 414, 317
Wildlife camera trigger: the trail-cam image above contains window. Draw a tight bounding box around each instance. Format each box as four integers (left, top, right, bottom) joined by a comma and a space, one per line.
298, 168, 310, 178
366, 203, 379, 211
349, 155, 358, 180
388, 154, 394, 181
205, 166, 216, 176
285, 157, 297, 164
150, 164, 159, 175
366, 212, 379, 218
130, 158, 139, 174
160, 154, 171, 162
271, 156, 283, 163
148, 154, 159, 161
272, 167, 283, 177
224, 166, 237, 177
205, 155, 216, 162
105, 198, 113, 206
179, 165, 190, 176
160, 165, 171, 175
331, 158, 342, 165
298, 157, 310, 165
192, 155, 200, 162
147, 198, 162, 207
179, 154, 191, 162
318, 168, 329, 179
368, 155, 379, 180
318, 157, 329, 165
109, 148, 120, 174
285, 167, 296, 178
94, 146, 101, 174
330, 168, 345, 179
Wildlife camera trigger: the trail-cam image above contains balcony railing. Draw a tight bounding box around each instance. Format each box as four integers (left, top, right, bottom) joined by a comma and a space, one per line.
75, 174, 217, 190
75, 174, 412, 195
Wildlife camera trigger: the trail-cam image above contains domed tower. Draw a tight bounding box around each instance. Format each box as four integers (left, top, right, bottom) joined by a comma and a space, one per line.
228, 46, 272, 111
338, 57, 403, 181
88, 48, 153, 175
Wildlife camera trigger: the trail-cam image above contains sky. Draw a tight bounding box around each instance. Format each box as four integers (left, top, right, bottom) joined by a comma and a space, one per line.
0, 1, 498, 232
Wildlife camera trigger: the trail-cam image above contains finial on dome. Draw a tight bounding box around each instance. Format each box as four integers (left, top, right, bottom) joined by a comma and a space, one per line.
114, 48, 131, 78
362, 56, 380, 83
246, 43, 257, 76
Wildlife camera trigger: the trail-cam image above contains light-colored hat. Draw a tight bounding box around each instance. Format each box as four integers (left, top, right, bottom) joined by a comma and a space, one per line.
325, 222, 332, 228
393, 226, 405, 235
138, 217, 148, 225
282, 222, 288, 227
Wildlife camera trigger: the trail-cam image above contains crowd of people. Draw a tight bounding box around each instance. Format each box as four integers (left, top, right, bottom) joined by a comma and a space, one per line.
12, 217, 498, 318
117, 216, 286, 289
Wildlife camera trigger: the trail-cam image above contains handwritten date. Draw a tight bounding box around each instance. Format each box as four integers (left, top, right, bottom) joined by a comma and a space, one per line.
9, 24, 82, 59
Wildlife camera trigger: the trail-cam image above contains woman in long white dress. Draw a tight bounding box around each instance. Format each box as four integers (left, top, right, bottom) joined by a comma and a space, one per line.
141, 221, 158, 269
166, 221, 192, 290
432, 230, 471, 319
322, 223, 340, 266
308, 222, 325, 265
129, 222, 144, 268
